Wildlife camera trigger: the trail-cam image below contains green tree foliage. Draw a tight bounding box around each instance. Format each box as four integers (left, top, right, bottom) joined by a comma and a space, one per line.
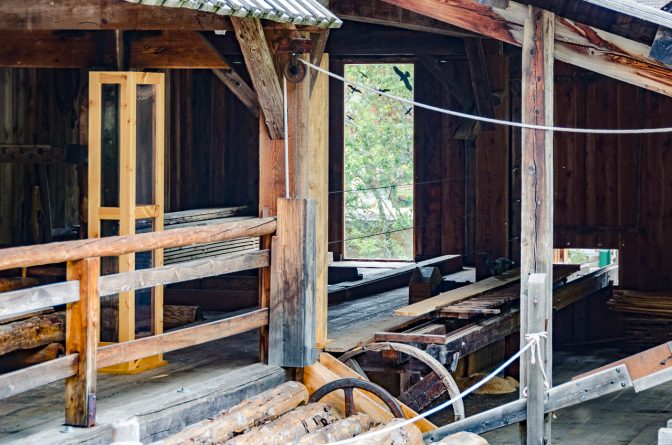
344, 64, 414, 259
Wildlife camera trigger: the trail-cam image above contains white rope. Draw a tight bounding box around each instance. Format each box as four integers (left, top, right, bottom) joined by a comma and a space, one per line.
283, 75, 290, 199
522, 332, 550, 397
321, 333, 547, 445
301, 59, 672, 135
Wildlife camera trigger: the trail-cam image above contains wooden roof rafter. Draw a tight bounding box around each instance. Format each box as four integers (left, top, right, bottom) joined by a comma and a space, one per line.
381, 0, 672, 97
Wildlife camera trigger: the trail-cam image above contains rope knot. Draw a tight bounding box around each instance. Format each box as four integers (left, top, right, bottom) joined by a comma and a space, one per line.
523, 331, 550, 396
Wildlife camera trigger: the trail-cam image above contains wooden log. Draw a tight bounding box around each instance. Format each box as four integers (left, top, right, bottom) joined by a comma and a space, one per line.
65, 257, 99, 427
0, 311, 65, 355
225, 402, 342, 445
294, 413, 374, 444
0, 342, 64, 373
163, 305, 203, 330
156, 381, 309, 445
349, 419, 424, 445
269, 199, 317, 367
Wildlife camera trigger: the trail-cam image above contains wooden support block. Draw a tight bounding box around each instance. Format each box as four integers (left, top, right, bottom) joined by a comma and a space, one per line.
269, 198, 317, 368
408, 267, 443, 304
65, 257, 99, 427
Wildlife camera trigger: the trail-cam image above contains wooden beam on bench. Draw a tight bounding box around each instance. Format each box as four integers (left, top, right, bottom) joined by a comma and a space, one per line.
330, 255, 463, 304
231, 17, 284, 140
394, 268, 518, 317
382, 0, 672, 97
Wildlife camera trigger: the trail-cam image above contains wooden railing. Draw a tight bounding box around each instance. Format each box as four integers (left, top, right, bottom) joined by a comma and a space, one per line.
0, 216, 277, 427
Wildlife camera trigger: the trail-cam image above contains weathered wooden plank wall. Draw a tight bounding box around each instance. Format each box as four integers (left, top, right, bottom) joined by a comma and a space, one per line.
166, 69, 259, 213
0, 68, 82, 247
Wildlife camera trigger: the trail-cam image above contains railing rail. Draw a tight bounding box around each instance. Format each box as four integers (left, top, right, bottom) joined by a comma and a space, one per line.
0, 217, 277, 270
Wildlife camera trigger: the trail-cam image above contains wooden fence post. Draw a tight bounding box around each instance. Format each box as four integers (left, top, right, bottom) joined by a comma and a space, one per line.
65, 257, 100, 427
269, 198, 317, 368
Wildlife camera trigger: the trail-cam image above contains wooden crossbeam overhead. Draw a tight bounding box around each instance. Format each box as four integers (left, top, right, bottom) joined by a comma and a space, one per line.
0, 0, 234, 30
231, 17, 284, 140
0, 30, 230, 68
381, 0, 672, 97
328, 0, 474, 37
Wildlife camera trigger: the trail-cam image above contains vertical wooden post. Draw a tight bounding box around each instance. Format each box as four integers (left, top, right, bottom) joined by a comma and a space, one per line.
269, 198, 317, 367
307, 54, 330, 349
520, 6, 554, 445
65, 257, 100, 427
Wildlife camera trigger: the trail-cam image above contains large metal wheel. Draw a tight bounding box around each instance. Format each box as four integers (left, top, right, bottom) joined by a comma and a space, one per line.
339, 342, 465, 421
309, 377, 405, 418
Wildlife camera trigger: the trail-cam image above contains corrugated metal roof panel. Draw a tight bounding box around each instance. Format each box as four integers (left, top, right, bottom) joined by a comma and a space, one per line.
123, 0, 342, 28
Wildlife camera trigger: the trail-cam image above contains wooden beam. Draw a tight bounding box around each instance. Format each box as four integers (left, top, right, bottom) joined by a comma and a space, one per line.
127, 31, 229, 69
463, 38, 496, 124
231, 18, 284, 139
99, 250, 270, 297
425, 364, 631, 441
0, 281, 79, 321
325, 21, 465, 56
97, 309, 268, 368
0, 30, 231, 68
269, 199, 317, 367
0, 0, 234, 30
329, 0, 474, 37
381, 0, 672, 97
0, 217, 276, 270
307, 54, 331, 348
0, 354, 78, 400
309, 30, 330, 93
212, 68, 260, 117
520, 7, 554, 443
64, 257, 99, 427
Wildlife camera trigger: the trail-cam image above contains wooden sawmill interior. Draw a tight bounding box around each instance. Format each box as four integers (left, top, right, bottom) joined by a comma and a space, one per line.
0, 0, 671, 444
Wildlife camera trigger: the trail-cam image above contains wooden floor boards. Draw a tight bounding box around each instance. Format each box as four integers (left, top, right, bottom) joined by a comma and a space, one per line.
0, 330, 288, 445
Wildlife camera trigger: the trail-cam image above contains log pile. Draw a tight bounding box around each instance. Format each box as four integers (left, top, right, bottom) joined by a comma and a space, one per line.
153, 380, 440, 445
609, 290, 672, 351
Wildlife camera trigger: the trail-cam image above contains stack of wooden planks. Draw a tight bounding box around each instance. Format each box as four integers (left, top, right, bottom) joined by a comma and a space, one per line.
609, 290, 672, 351
136, 207, 260, 265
